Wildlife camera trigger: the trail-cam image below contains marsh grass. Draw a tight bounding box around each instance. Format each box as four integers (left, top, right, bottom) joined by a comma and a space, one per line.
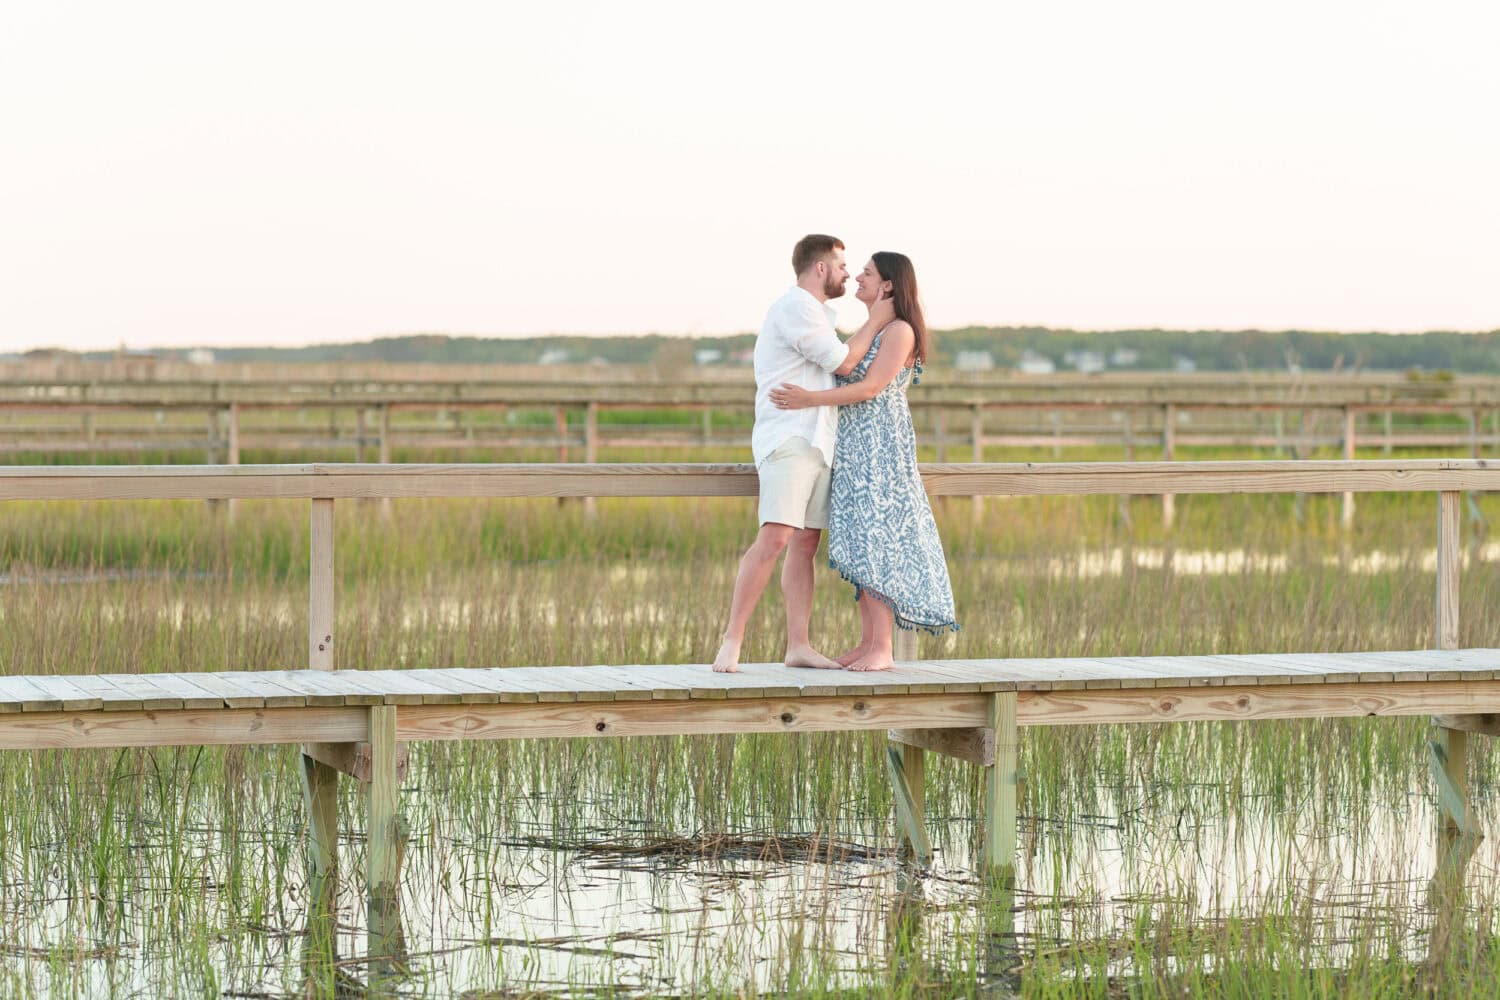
2, 487, 1500, 996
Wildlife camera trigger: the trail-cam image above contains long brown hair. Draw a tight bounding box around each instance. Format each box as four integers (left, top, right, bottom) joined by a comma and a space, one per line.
871, 251, 929, 365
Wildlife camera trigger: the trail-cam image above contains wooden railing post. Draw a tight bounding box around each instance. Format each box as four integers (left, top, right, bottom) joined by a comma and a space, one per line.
1161, 404, 1176, 529
971, 404, 985, 522
1342, 407, 1356, 528
378, 405, 392, 521
82, 408, 96, 463
584, 402, 599, 517
226, 404, 241, 521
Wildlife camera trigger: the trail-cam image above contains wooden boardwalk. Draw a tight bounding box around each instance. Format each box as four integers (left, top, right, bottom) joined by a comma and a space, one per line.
1, 458, 1495, 986
5, 651, 1500, 751
5, 368, 1500, 472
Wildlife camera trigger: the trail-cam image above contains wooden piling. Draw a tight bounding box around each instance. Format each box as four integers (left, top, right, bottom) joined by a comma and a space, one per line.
984, 692, 1019, 887
887, 745, 930, 865
367, 704, 402, 984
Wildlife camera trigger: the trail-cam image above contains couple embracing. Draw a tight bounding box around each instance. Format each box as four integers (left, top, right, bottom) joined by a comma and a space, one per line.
712, 234, 959, 675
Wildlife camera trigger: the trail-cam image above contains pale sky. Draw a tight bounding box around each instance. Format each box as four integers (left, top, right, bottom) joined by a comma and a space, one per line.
2, 0, 1497, 353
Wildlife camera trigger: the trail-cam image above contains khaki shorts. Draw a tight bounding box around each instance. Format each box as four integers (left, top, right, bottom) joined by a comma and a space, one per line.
757, 436, 831, 529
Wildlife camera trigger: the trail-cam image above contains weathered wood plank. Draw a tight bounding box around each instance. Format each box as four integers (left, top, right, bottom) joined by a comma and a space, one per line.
132, 671, 225, 710
1432, 713, 1500, 737
889, 726, 995, 766
23, 675, 106, 712
0, 707, 367, 749
53, 674, 148, 711
197, 671, 308, 708
267, 669, 371, 707
1017, 680, 1500, 726
334, 669, 459, 706
397, 692, 989, 741
6, 460, 1500, 501
415, 669, 510, 704
0, 675, 63, 712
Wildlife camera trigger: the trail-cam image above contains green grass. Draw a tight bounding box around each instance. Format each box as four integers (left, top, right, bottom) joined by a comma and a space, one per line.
1, 484, 1500, 996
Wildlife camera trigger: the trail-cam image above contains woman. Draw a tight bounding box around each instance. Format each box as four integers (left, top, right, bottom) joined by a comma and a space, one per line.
769, 252, 959, 671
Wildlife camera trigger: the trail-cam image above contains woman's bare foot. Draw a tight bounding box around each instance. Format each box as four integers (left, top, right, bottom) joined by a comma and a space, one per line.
847, 650, 894, 672
785, 645, 843, 669
835, 645, 868, 667
712, 639, 742, 673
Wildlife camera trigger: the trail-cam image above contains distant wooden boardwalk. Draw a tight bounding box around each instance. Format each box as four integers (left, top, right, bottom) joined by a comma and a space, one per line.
5, 370, 1500, 488
1, 459, 1495, 985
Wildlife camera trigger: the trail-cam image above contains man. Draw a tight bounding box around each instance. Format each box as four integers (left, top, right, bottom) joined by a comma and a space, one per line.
711, 234, 893, 673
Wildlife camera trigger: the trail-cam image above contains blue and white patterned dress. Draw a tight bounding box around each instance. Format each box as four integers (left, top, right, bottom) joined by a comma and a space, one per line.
828, 329, 959, 634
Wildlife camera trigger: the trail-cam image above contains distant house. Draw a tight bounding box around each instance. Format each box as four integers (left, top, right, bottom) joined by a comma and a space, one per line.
1016, 351, 1055, 375
955, 350, 994, 372
538, 348, 569, 365
1110, 348, 1140, 367
730, 349, 755, 365
186, 348, 215, 365
1064, 349, 1106, 374
1173, 355, 1198, 373
694, 349, 723, 365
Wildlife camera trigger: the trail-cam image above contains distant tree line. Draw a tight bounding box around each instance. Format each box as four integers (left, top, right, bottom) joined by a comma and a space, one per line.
65, 326, 1500, 374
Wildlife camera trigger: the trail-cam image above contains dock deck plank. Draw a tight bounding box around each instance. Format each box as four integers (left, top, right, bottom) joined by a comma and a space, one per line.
4, 649, 1500, 716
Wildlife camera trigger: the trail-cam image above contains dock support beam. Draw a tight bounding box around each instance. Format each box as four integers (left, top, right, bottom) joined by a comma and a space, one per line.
886, 746, 930, 865
367, 705, 404, 988
984, 692, 1019, 887
299, 750, 340, 986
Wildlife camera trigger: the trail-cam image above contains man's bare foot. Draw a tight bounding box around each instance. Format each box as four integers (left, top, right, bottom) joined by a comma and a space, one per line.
847, 650, 894, 672
835, 645, 868, 667
785, 645, 844, 670
712, 639, 742, 673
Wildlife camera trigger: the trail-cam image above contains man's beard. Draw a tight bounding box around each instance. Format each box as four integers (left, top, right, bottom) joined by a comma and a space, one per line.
823, 276, 846, 299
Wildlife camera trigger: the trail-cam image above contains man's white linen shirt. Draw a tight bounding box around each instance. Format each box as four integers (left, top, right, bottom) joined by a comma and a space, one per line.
751, 286, 846, 469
